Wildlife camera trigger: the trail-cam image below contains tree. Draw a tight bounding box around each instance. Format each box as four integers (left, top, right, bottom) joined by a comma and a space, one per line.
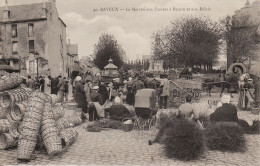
93, 33, 125, 70
151, 16, 222, 72
222, 15, 259, 66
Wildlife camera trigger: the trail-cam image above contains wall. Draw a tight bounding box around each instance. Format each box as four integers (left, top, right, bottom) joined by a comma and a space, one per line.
46, 1, 67, 78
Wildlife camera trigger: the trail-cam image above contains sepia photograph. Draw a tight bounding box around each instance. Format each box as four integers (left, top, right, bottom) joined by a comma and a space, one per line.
0, 0, 259, 165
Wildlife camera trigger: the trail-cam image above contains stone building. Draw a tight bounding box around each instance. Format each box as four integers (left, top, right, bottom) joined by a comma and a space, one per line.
67, 39, 80, 78
0, 0, 68, 77
228, 0, 260, 78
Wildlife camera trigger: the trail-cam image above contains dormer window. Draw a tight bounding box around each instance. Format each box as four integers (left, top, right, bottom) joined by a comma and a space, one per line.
3, 10, 10, 20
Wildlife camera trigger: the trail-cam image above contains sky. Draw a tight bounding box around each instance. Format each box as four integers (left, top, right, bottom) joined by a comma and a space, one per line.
0, 0, 249, 60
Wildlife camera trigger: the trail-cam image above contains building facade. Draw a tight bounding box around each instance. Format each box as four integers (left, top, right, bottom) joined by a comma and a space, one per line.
0, 0, 68, 77
228, 0, 260, 77
67, 39, 80, 78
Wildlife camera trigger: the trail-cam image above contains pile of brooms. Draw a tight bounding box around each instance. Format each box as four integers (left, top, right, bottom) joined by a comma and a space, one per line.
0, 80, 81, 162
150, 113, 258, 161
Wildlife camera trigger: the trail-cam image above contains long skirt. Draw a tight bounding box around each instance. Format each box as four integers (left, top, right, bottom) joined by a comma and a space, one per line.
238, 89, 253, 110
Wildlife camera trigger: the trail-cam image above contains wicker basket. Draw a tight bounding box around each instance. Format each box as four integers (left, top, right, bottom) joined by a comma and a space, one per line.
52, 106, 65, 120
9, 121, 22, 139
0, 106, 6, 119
7, 106, 24, 122
56, 118, 73, 131
17, 139, 37, 160
0, 92, 12, 108
60, 128, 78, 148
0, 133, 17, 150
41, 109, 62, 156
14, 102, 27, 116
0, 119, 11, 133
43, 134, 62, 156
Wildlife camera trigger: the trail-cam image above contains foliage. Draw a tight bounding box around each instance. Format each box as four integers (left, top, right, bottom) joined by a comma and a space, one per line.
151, 16, 222, 71
222, 15, 259, 64
93, 33, 125, 70
204, 122, 246, 152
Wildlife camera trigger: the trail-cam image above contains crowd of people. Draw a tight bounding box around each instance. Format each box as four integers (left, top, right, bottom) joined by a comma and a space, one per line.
25, 75, 69, 102
71, 73, 171, 121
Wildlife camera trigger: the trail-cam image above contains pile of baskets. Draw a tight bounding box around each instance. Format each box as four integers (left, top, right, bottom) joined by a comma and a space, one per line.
0, 90, 81, 161
0, 74, 24, 92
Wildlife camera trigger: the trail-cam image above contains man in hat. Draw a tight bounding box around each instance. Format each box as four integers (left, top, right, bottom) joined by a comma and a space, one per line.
210, 95, 238, 122
84, 78, 93, 107
63, 77, 69, 101
133, 77, 144, 93
27, 75, 36, 90
126, 77, 135, 105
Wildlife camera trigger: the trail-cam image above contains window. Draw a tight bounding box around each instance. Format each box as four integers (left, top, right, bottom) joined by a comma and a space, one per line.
29, 60, 35, 73
29, 40, 35, 53
28, 23, 34, 37
12, 41, 18, 54
11, 24, 17, 38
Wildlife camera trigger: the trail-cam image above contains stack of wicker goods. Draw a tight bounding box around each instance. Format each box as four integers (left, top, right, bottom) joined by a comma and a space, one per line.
0, 74, 24, 92
0, 74, 32, 151
0, 90, 81, 161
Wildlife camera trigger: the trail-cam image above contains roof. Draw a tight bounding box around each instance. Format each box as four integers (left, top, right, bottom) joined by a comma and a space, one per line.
104, 63, 118, 69
0, 2, 51, 22
67, 44, 78, 55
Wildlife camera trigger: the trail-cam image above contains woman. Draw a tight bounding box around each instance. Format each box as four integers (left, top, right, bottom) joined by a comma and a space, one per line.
238, 78, 254, 110
74, 76, 87, 113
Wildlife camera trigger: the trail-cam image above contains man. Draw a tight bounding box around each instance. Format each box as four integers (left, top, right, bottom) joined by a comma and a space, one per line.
133, 77, 144, 93
84, 79, 93, 107
177, 96, 194, 118
64, 78, 69, 101
210, 95, 238, 122
27, 75, 35, 90
126, 77, 135, 105
159, 78, 170, 109
39, 76, 45, 92
57, 76, 65, 102
148, 78, 157, 89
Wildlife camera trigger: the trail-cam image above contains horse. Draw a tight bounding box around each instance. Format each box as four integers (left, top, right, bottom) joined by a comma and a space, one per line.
202, 74, 239, 98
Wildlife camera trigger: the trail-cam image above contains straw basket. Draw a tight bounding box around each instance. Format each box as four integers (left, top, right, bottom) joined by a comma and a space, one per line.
0, 79, 5, 92
42, 112, 62, 156
0, 133, 17, 150
9, 122, 22, 139
67, 117, 82, 126
14, 102, 27, 116
43, 134, 62, 156
60, 128, 78, 149
56, 118, 72, 131
52, 106, 65, 120
6, 106, 24, 122
0, 119, 11, 133
0, 106, 6, 119
0, 92, 12, 108
17, 139, 37, 160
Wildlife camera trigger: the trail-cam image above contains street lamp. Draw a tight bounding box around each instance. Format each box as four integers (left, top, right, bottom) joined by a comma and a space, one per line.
34, 51, 39, 79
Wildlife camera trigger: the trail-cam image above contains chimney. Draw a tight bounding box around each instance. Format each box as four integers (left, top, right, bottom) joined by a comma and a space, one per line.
68, 39, 71, 45
42, 2, 47, 18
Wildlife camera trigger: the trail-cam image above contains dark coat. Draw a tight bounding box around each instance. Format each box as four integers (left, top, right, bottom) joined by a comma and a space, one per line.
210, 103, 239, 123
74, 81, 87, 113
98, 84, 108, 105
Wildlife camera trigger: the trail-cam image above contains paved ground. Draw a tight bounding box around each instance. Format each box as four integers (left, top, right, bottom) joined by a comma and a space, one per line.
0, 93, 260, 166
